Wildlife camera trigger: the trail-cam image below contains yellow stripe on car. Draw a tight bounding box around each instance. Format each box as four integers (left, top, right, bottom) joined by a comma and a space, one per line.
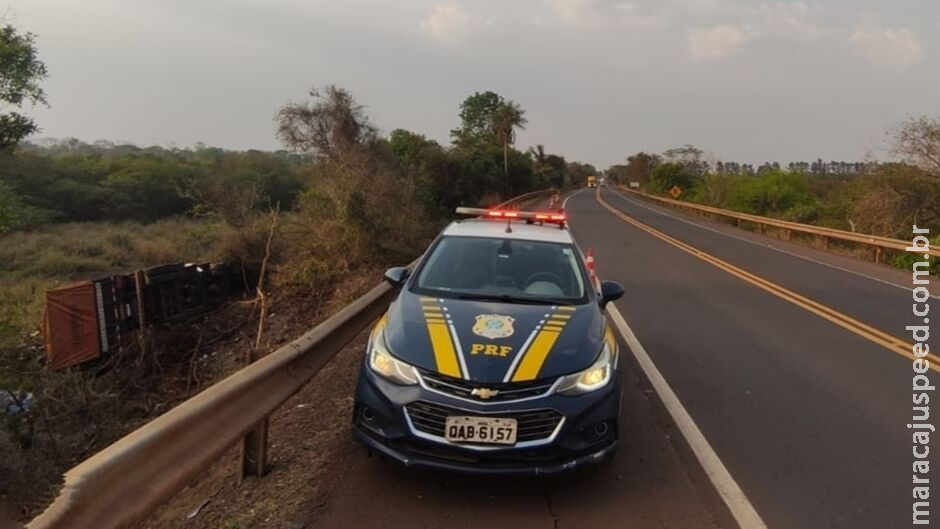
427, 321, 462, 377
512, 328, 562, 381
422, 300, 462, 378
506, 307, 576, 381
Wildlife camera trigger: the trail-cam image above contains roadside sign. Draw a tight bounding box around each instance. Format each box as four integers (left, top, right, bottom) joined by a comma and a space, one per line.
669, 185, 682, 198
628, 181, 640, 189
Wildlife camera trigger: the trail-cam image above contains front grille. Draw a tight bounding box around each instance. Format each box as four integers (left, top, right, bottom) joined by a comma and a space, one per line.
405, 401, 563, 444
420, 370, 556, 402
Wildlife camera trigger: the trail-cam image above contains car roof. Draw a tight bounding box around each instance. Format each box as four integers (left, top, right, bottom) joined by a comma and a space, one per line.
441, 218, 574, 244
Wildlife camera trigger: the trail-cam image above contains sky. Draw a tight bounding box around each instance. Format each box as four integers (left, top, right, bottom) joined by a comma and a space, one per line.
6, 0, 939, 167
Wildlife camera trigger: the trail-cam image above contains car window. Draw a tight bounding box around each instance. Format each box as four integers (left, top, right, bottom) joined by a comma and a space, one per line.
413, 236, 588, 303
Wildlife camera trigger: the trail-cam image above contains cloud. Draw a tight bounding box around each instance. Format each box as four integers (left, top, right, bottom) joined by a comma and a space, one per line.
421, 3, 472, 45
673, 0, 728, 14
545, 0, 664, 29
751, 2, 817, 40
688, 24, 754, 59
686, 2, 818, 60
850, 24, 924, 68
549, 0, 594, 22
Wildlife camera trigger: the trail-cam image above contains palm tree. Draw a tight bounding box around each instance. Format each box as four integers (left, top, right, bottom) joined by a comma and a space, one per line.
491, 101, 527, 190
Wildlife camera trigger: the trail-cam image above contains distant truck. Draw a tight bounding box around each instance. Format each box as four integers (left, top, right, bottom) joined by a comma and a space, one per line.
587, 175, 597, 188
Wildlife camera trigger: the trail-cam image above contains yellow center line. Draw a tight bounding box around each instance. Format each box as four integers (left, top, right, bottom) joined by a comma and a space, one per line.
595, 189, 940, 373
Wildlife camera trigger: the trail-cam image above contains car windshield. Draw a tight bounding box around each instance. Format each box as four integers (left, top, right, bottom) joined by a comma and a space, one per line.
412, 236, 589, 304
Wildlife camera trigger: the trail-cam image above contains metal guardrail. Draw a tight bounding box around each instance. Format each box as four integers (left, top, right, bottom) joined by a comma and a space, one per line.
495, 188, 557, 209
26, 188, 555, 529
618, 187, 940, 262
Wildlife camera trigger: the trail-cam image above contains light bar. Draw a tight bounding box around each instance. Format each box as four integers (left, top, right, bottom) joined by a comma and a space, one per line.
456, 207, 566, 225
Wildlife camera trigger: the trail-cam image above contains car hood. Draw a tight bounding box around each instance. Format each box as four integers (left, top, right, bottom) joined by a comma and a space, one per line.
381, 289, 606, 384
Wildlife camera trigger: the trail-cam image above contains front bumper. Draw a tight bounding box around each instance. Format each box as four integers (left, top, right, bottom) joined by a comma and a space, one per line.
352, 365, 621, 475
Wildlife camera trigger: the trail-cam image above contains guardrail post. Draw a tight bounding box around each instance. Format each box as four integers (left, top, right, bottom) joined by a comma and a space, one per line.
783, 229, 791, 242
821, 236, 829, 250
241, 417, 270, 480
757, 223, 763, 235
873, 247, 882, 264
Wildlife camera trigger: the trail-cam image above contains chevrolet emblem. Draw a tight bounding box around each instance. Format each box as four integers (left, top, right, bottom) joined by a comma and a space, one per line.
471, 387, 500, 400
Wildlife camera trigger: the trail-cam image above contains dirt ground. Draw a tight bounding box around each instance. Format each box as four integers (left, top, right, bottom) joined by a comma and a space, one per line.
139, 329, 369, 529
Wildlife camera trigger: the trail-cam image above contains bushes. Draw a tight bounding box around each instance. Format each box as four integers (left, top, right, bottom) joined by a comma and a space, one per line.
847, 164, 940, 238
892, 236, 939, 275
686, 169, 821, 223
649, 162, 697, 195
0, 143, 308, 228
728, 169, 817, 217
0, 180, 51, 233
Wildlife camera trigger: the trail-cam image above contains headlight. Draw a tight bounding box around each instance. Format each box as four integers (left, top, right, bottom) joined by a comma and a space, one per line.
368, 330, 418, 385
557, 343, 615, 395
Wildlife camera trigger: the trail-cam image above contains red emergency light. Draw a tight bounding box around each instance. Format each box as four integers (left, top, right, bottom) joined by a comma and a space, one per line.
486, 210, 519, 218
456, 207, 567, 227
535, 213, 566, 221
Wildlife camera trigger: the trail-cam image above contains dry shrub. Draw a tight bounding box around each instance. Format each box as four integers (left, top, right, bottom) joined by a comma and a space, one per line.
849, 164, 940, 237
135, 239, 180, 267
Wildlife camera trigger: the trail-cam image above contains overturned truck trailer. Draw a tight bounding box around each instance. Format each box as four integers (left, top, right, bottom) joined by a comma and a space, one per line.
42, 262, 244, 369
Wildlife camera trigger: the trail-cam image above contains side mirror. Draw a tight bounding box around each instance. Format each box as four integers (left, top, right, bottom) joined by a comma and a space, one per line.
599, 280, 624, 309
384, 267, 410, 288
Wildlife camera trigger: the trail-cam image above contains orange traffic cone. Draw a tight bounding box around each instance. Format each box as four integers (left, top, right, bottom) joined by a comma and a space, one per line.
586, 248, 598, 288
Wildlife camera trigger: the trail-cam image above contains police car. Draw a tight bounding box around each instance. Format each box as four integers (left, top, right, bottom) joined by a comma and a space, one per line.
353, 207, 625, 474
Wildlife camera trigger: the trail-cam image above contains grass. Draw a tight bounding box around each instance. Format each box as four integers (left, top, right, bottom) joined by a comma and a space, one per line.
0, 218, 224, 279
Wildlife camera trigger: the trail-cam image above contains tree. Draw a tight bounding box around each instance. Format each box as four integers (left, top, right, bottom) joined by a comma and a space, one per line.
0, 180, 42, 232
531, 145, 568, 189
386, 129, 447, 211
450, 91, 503, 146
690, 172, 740, 208
276, 85, 378, 163
567, 162, 598, 186
0, 24, 48, 151
490, 100, 527, 183
892, 116, 940, 176
730, 169, 817, 219
649, 162, 696, 195
662, 144, 707, 177
622, 152, 660, 184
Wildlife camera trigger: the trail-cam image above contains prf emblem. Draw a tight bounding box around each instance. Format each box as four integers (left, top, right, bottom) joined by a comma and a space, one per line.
472, 314, 515, 339
470, 343, 512, 357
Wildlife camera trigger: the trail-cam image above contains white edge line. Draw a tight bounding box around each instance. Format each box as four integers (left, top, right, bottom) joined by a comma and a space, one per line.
562, 187, 586, 209
608, 303, 769, 529
610, 189, 939, 300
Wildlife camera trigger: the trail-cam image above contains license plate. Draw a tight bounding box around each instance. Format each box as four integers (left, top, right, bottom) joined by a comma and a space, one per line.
444, 416, 517, 445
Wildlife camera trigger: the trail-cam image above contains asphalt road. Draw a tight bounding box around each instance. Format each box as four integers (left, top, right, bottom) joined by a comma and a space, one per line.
312, 188, 918, 529
565, 187, 916, 529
